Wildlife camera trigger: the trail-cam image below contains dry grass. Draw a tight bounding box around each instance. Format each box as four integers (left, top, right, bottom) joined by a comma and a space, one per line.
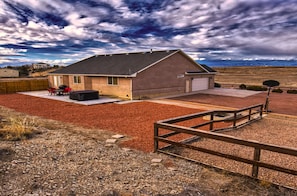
214, 66, 297, 88
0, 116, 38, 141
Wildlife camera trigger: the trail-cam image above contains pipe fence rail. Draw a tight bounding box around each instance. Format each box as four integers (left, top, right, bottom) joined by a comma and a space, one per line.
154, 104, 297, 182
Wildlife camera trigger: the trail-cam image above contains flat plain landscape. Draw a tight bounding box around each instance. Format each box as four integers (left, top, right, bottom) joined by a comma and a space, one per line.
214, 66, 297, 88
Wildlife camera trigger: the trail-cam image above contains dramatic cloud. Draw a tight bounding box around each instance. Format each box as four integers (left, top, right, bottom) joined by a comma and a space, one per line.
0, 47, 27, 56
0, 0, 297, 66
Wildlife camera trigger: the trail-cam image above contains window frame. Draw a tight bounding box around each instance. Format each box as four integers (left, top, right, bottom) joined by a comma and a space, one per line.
73, 75, 81, 84
107, 77, 118, 85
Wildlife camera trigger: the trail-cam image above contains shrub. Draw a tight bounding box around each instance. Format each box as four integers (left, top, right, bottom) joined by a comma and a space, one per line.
272, 88, 283, 93
287, 89, 297, 94
246, 85, 268, 91
239, 84, 246, 89
214, 82, 221, 88
0, 117, 37, 141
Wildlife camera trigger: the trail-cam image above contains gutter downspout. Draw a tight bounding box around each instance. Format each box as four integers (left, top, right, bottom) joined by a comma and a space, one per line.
130, 78, 133, 100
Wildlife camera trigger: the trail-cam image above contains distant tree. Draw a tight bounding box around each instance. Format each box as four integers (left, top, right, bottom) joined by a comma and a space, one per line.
287, 89, 297, 94
272, 88, 283, 93
239, 84, 246, 89
17, 65, 30, 77
214, 82, 221, 88
6, 66, 14, 69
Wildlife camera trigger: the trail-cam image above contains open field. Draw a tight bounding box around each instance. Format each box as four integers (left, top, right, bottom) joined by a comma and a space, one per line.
214, 66, 297, 88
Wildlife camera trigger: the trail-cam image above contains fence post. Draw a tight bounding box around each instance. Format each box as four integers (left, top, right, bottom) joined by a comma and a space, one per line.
233, 112, 237, 128
260, 105, 263, 119
210, 112, 214, 130
154, 123, 159, 152
252, 148, 261, 178
248, 108, 251, 121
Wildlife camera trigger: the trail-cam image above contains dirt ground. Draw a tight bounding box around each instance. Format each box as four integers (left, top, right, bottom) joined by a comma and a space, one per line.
171, 91, 297, 116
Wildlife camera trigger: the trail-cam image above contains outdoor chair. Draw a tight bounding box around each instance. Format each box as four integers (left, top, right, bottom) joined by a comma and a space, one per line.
63, 87, 72, 95
48, 87, 56, 95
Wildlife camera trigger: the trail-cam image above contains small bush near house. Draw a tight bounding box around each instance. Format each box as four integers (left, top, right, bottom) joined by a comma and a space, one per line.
272, 88, 283, 93
287, 89, 297, 94
140, 96, 151, 100
0, 117, 38, 141
214, 82, 221, 88
239, 84, 246, 89
246, 85, 268, 91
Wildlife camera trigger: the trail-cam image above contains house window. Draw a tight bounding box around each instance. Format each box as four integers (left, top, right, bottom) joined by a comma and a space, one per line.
74, 76, 81, 84
108, 77, 118, 85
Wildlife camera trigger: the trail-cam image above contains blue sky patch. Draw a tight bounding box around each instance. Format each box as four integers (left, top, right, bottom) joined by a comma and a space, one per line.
0, 0, 297, 66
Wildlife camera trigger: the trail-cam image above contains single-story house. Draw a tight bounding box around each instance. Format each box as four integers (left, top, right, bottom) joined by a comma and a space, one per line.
0, 68, 19, 78
48, 49, 216, 100
31, 62, 50, 70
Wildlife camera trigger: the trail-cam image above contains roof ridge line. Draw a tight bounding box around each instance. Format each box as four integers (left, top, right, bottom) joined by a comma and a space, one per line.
94, 49, 180, 57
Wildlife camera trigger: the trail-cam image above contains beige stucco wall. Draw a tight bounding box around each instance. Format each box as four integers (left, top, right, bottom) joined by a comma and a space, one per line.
0, 69, 19, 78
132, 52, 215, 99
68, 75, 85, 90
48, 75, 69, 88
63, 76, 70, 87
48, 75, 84, 90
91, 77, 132, 99
48, 76, 54, 87
48, 75, 132, 99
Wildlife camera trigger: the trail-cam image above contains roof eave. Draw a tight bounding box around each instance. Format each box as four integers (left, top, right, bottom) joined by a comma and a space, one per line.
48, 73, 136, 77
185, 72, 217, 75
178, 50, 215, 73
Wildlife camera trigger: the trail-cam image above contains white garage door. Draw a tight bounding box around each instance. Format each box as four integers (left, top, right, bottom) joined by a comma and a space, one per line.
192, 78, 209, 91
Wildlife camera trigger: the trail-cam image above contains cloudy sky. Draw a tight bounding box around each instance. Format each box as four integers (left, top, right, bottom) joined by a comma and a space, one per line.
0, 0, 297, 67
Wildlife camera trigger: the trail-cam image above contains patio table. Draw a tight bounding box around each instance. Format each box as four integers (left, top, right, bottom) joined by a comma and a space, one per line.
54, 89, 64, 96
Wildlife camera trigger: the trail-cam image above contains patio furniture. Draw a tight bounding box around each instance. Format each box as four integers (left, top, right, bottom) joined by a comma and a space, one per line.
58, 84, 68, 90
63, 87, 72, 95
48, 87, 56, 95
69, 90, 99, 101
54, 89, 64, 96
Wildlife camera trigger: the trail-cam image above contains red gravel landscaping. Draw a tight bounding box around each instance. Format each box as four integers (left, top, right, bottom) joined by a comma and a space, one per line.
0, 94, 204, 152
1, 92, 295, 152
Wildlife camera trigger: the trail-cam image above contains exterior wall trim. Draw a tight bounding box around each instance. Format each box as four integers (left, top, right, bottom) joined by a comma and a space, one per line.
48, 73, 137, 77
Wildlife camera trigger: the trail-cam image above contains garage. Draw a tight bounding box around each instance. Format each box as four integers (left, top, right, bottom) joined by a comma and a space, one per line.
192, 78, 209, 91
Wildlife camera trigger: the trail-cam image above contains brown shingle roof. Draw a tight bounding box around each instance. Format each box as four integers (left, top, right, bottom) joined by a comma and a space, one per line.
50, 49, 216, 76
51, 50, 180, 76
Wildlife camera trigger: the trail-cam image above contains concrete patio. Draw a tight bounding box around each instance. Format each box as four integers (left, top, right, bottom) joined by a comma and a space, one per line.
197, 88, 262, 98
18, 88, 262, 106
19, 90, 121, 105
160, 88, 262, 99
